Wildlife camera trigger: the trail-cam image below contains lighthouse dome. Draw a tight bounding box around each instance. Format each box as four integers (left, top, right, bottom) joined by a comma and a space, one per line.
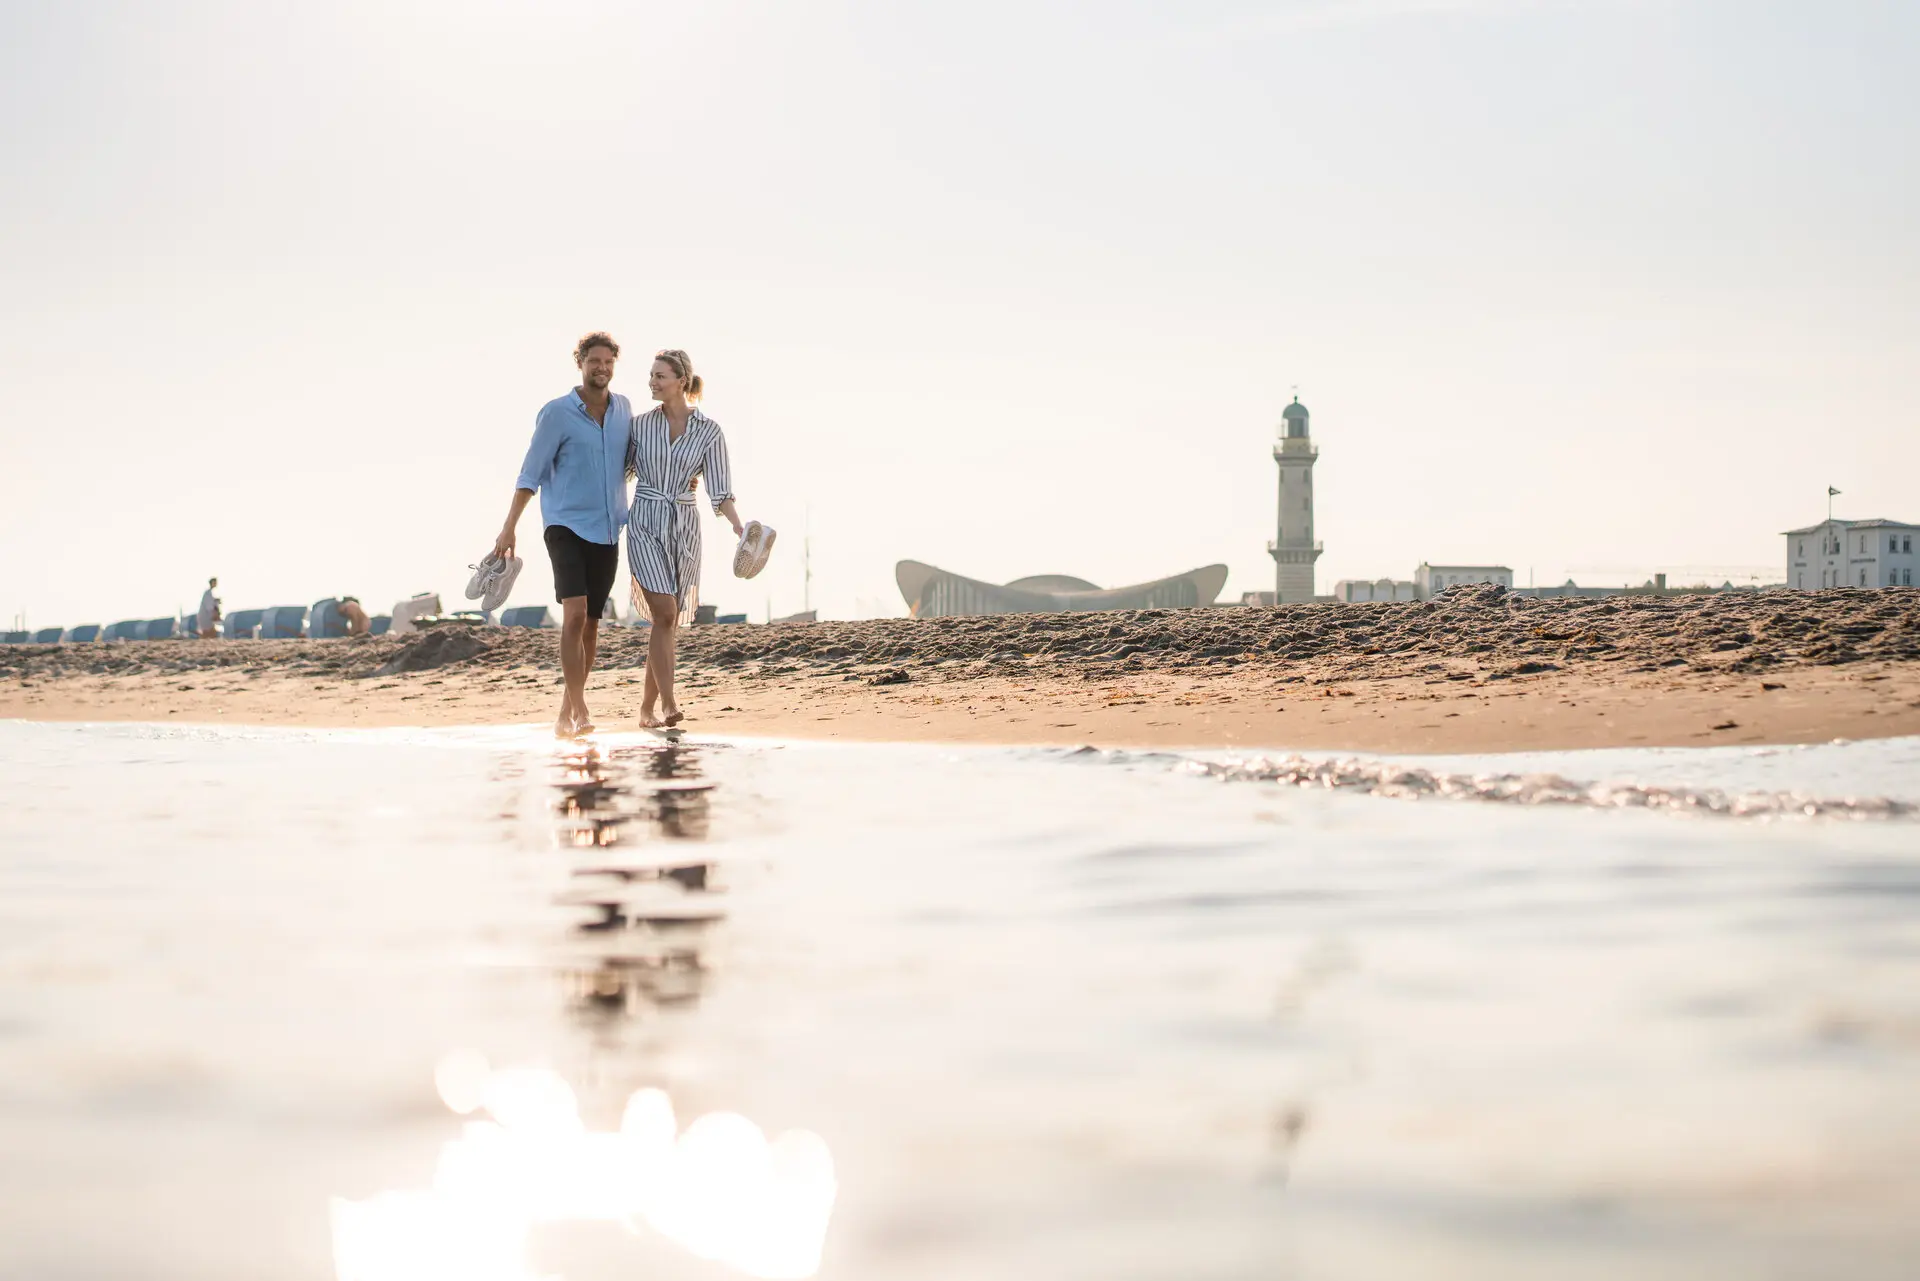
1281, 397, 1309, 438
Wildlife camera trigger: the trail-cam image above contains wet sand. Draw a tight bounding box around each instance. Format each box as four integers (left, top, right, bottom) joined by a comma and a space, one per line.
6, 586, 1918, 751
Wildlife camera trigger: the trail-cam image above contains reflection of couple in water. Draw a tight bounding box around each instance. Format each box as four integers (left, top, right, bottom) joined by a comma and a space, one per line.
489, 333, 745, 738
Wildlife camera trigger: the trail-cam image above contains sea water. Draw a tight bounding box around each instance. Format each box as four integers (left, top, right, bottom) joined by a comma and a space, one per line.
1, 721, 1917, 1281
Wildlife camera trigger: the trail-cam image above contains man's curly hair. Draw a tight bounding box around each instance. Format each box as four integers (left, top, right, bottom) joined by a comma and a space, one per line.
574, 331, 620, 362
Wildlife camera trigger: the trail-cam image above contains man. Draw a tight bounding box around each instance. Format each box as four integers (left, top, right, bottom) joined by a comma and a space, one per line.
491, 332, 633, 737
197, 577, 222, 639
338, 596, 371, 637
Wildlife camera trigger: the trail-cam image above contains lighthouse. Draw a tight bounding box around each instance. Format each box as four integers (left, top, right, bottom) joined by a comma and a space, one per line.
1268, 396, 1321, 603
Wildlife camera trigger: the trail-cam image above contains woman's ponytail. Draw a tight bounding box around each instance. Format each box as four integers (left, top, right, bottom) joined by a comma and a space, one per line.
656, 349, 703, 402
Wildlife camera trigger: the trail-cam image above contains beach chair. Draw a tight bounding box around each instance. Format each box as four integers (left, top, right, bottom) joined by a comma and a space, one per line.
64, 625, 101, 643
106, 620, 145, 641
224, 608, 267, 640
144, 618, 178, 640
309, 598, 346, 638
389, 593, 441, 635
258, 607, 308, 639
370, 615, 391, 636
500, 605, 553, 628
0, 632, 26, 645
33, 628, 64, 644
716, 612, 747, 625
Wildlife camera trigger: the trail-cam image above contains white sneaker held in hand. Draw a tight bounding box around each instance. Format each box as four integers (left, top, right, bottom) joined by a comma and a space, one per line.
466, 553, 523, 611
733, 522, 776, 579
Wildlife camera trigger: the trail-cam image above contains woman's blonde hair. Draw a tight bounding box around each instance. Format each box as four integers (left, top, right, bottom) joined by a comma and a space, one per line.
654, 349, 703, 401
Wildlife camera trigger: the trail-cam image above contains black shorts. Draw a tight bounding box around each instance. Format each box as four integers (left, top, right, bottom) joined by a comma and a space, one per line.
544, 525, 619, 615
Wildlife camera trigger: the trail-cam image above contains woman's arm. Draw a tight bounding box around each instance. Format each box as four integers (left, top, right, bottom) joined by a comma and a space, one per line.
705, 425, 742, 535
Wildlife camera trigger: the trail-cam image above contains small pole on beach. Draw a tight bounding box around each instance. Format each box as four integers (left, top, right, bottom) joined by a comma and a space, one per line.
803, 506, 812, 615
1827, 485, 1840, 522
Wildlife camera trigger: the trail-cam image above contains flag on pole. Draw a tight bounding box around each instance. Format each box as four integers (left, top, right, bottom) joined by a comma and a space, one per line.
1828, 486, 1842, 496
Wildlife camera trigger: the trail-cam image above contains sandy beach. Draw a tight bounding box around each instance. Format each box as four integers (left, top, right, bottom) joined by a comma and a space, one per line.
8, 586, 1918, 751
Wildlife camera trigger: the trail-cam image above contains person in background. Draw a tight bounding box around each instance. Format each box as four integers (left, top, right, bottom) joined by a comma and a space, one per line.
489, 332, 634, 738
197, 577, 222, 638
339, 597, 371, 636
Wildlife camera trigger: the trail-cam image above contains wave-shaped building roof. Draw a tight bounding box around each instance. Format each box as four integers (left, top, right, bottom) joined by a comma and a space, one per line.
895, 562, 1229, 618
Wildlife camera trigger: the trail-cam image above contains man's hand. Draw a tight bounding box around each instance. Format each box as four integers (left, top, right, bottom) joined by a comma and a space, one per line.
494, 489, 534, 563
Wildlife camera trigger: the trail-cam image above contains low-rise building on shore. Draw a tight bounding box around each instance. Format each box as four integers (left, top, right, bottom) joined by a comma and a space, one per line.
1785, 518, 1917, 590
1335, 579, 1418, 603
1416, 564, 1514, 598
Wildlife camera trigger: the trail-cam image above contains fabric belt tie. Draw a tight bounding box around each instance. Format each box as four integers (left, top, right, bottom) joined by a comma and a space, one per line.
634, 487, 696, 506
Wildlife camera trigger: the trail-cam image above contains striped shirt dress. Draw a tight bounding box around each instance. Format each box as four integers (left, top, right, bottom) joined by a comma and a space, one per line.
624, 405, 735, 620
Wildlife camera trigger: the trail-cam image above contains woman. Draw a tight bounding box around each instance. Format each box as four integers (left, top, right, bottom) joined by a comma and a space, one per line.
625, 349, 744, 728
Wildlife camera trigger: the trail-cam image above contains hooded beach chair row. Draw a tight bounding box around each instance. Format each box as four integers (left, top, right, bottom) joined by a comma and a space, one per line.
224, 608, 267, 640
304, 601, 393, 637
310, 599, 346, 639
499, 605, 554, 629
257, 607, 308, 639
16, 595, 463, 644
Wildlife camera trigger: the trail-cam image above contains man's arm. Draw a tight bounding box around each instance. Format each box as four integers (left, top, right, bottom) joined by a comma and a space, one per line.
496, 408, 560, 559
495, 489, 534, 559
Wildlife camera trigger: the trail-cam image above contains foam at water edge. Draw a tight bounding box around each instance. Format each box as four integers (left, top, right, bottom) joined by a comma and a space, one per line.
1065, 746, 1917, 821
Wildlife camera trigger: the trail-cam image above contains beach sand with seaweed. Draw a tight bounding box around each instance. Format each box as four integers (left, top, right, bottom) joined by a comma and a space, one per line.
6, 585, 1918, 751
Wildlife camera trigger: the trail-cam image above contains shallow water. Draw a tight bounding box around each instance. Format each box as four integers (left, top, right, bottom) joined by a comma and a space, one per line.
1, 721, 1917, 1281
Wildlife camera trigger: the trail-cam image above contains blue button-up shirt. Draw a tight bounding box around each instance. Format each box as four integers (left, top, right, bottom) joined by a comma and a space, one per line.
515, 390, 632, 545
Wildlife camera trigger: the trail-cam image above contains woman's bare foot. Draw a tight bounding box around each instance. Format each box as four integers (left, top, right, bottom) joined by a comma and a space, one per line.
554, 712, 581, 739
662, 700, 684, 728
637, 705, 665, 730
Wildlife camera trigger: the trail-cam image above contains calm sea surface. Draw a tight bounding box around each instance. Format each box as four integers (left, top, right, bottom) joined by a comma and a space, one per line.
2, 721, 1918, 1281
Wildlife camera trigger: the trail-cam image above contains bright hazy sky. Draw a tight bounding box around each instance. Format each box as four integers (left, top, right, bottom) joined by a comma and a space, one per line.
3, 0, 1915, 630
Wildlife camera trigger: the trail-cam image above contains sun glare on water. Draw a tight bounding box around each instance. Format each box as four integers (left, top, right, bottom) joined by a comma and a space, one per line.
330, 1051, 838, 1281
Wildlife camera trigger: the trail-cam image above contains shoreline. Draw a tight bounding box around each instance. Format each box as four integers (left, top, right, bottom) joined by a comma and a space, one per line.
5, 588, 1917, 753
3, 662, 1915, 754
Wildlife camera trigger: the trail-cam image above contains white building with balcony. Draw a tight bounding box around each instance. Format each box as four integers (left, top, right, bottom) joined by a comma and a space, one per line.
1784, 518, 1918, 589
